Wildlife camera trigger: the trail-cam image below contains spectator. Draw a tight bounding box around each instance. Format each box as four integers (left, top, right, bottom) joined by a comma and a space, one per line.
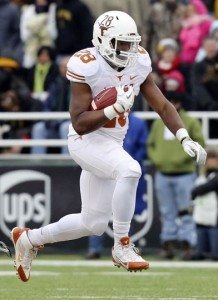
23, 46, 59, 102
55, 0, 94, 57
152, 39, 183, 97
179, 0, 213, 90
86, 113, 149, 259
0, 89, 42, 154
0, 56, 31, 100
146, 0, 186, 59
0, 0, 22, 63
195, 20, 218, 62
147, 91, 204, 260
163, 70, 185, 94
49, 56, 72, 154
23, 45, 60, 154
20, 0, 57, 68
155, 38, 181, 76
191, 36, 218, 110
191, 36, 218, 138
192, 147, 218, 260
163, 70, 196, 111
152, 42, 196, 111
210, 19, 218, 41
30, 55, 71, 154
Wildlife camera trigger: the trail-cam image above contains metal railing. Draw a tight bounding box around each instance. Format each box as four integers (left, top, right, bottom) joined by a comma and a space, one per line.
0, 111, 217, 149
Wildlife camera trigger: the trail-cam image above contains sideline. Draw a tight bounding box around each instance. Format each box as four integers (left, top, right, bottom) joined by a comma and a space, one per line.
0, 259, 218, 268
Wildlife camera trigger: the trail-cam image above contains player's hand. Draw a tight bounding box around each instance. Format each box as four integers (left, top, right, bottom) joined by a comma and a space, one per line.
181, 137, 207, 165
114, 86, 135, 113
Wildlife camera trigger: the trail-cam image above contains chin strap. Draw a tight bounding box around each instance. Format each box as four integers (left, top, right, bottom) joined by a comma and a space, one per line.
0, 241, 12, 257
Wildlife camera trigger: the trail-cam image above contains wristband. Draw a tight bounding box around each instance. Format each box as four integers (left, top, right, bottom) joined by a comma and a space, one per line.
176, 128, 189, 143
103, 105, 118, 120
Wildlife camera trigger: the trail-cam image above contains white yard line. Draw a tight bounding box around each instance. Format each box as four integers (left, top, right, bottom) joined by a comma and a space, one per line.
67, 271, 173, 276
0, 270, 172, 278
0, 259, 218, 268
0, 271, 59, 276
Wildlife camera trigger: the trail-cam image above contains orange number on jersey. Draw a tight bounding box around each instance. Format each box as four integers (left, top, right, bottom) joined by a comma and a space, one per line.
118, 113, 126, 127
103, 114, 127, 128
74, 50, 96, 64
103, 118, 116, 128
138, 46, 147, 54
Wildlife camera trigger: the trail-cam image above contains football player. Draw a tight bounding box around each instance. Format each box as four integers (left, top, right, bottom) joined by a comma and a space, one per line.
11, 10, 207, 282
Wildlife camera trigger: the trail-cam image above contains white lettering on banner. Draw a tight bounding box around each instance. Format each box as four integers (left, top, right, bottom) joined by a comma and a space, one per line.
0, 170, 51, 238
33, 193, 47, 223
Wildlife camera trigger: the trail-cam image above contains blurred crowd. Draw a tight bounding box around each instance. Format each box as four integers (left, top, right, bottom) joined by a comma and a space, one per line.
0, 0, 218, 155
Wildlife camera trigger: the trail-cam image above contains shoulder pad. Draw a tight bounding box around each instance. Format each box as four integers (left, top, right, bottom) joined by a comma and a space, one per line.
137, 46, 152, 69
66, 47, 99, 82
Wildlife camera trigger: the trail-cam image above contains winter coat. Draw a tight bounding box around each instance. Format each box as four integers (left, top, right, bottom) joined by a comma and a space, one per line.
56, 0, 94, 55
20, 3, 57, 68
0, 0, 22, 62
179, 15, 212, 64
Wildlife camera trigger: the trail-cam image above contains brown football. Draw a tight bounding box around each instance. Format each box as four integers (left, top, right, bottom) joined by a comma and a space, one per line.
91, 87, 117, 111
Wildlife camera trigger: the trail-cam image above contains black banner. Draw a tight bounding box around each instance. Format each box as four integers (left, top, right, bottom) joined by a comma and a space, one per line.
0, 164, 160, 253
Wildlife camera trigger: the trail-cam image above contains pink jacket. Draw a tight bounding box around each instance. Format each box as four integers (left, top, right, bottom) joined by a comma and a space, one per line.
191, 0, 208, 15
179, 16, 212, 63
179, 0, 213, 64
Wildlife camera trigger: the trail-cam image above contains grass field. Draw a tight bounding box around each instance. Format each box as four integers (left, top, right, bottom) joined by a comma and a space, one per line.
0, 255, 218, 300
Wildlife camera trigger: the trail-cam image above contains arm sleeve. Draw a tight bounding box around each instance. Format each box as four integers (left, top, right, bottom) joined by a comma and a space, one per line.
66, 56, 86, 83
47, 4, 57, 40
20, 7, 32, 41
66, 51, 98, 83
192, 174, 218, 199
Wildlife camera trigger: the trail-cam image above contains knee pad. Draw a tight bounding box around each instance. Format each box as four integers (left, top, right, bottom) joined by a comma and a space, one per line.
81, 211, 109, 236
116, 159, 141, 179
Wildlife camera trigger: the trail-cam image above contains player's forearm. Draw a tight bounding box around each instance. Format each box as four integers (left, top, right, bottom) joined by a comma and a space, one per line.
141, 75, 186, 136
71, 110, 109, 135
158, 101, 185, 136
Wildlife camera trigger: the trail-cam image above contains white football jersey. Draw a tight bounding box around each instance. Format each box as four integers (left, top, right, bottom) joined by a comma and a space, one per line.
66, 46, 152, 141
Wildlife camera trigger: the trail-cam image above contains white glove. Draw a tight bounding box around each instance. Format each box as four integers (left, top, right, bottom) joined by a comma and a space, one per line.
104, 86, 135, 120
176, 128, 207, 165
182, 137, 207, 165
114, 86, 134, 113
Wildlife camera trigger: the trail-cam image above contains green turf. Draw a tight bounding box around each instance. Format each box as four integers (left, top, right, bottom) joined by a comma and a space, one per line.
0, 256, 218, 299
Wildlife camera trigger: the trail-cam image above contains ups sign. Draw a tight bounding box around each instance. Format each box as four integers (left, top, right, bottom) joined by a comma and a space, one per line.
0, 170, 51, 238
0, 165, 160, 250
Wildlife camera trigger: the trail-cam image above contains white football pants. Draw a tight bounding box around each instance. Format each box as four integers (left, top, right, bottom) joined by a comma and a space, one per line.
28, 132, 141, 246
